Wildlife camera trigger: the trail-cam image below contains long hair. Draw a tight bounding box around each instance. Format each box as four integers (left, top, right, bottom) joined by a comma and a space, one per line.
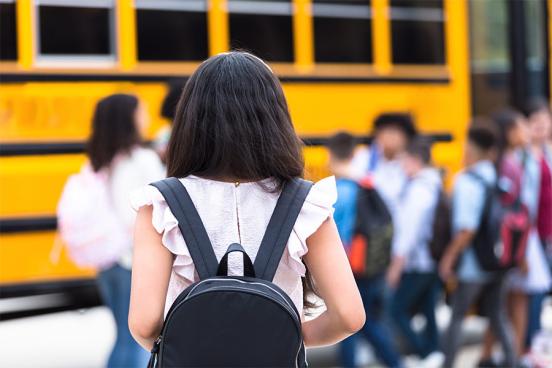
166, 52, 318, 308
491, 108, 524, 167
86, 94, 141, 172
166, 51, 304, 189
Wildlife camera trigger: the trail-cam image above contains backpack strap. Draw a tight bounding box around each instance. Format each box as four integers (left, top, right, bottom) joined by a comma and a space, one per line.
254, 178, 313, 282
150, 178, 219, 280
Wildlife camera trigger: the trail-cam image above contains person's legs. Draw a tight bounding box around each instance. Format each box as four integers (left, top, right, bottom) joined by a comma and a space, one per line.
97, 265, 124, 367
390, 272, 435, 358
481, 275, 516, 367
509, 289, 529, 356
98, 265, 149, 368
358, 275, 402, 368
110, 265, 150, 368
339, 334, 358, 368
443, 281, 483, 368
525, 292, 546, 350
418, 273, 440, 357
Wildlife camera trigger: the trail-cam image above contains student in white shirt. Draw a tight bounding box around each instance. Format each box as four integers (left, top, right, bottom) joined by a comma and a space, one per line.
86, 94, 165, 368
350, 113, 417, 218
387, 138, 444, 368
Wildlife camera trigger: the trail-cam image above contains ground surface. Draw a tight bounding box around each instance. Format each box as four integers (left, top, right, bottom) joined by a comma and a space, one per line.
1, 300, 551, 367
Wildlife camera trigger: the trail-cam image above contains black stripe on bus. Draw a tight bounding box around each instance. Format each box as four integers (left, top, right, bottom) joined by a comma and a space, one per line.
0, 73, 450, 84
1, 134, 453, 156
0, 279, 102, 320
0, 142, 85, 156
0, 216, 57, 233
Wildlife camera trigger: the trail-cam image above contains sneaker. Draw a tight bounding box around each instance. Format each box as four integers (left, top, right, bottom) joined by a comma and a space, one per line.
422, 351, 445, 368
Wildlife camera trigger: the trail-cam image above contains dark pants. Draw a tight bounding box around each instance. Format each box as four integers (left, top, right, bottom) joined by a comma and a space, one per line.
97, 264, 149, 368
390, 272, 440, 359
339, 274, 402, 368
443, 274, 516, 368
525, 292, 547, 349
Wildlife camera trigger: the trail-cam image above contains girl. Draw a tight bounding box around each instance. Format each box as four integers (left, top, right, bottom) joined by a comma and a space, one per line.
87, 94, 165, 367
479, 109, 530, 364
523, 99, 552, 353
128, 52, 365, 356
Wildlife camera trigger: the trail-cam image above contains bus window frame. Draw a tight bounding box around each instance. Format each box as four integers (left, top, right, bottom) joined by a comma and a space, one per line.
5, 0, 453, 81
227, 0, 295, 63
389, 1, 447, 66
33, 0, 117, 67
134, 0, 209, 63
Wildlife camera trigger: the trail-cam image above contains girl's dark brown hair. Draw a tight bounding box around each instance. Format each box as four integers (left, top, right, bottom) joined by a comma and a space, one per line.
166, 52, 319, 309
87, 93, 141, 172
166, 51, 304, 189
492, 108, 524, 166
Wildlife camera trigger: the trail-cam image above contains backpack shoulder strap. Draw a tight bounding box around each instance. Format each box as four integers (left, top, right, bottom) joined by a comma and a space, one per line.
254, 178, 313, 282
150, 177, 219, 280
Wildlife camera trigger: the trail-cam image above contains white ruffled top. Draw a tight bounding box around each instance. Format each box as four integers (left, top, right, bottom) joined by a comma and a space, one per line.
130, 175, 337, 317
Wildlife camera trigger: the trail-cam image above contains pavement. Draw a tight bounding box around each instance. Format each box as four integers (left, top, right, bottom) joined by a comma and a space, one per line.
1, 300, 551, 368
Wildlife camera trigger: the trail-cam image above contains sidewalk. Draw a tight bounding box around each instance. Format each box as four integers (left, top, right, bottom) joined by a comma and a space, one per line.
1, 300, 550, 367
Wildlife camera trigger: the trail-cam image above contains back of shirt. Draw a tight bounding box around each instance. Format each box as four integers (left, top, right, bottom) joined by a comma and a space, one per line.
334, 178, 358, 248
452, 160, 496, 281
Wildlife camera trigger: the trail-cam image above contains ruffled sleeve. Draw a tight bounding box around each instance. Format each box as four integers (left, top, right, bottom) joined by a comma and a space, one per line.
130, 185, 196, 282
285, 176, 337, 276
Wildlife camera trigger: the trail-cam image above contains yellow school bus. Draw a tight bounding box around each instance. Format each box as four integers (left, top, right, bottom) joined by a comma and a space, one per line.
0, 0, 550, 318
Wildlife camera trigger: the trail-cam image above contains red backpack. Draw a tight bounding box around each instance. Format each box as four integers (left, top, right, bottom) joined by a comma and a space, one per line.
468, 171, 530, 271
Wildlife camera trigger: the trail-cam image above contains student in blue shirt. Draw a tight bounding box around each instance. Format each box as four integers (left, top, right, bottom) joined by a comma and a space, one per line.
440, 121, 516, 368
327, 132, 402, 368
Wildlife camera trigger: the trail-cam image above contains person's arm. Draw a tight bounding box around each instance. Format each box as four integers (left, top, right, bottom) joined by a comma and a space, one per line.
129, 205, 174, 350
438, 230, 475, 280
439, 175, 483, 280
301, 218, 365, 347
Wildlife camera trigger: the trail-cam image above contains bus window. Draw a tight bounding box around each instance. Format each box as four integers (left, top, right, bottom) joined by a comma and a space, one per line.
228, 0, 294, 62
524, 0, 548, 99
136, 0, 208, 61
390, 0, 445, 64
37, 0, 115, 60
0, 0, 17, 61
313, 0, 372, 63
469, 0, 510, 115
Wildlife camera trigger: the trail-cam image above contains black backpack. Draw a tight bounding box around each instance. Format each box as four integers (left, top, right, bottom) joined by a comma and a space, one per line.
429, 189, 452, 261
467, 171, 530, 271
348, 180, 393, 278
148, 177, 312, 368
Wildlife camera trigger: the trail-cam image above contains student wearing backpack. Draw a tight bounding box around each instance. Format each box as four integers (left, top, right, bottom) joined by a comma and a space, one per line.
522, 99, 552, 353
57, 94, 165, 368
347, 114, 417, 368
440, 121, 517, 368
350, 113, 417, 217
326, 132, 361, 368
387, 138, 444, 368
128, 52, 365, 367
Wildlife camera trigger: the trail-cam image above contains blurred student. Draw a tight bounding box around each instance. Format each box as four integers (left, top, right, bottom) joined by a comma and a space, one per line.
350, 113, 417, 217
347, 113, 416, 368
387, 138, 444, 368
327, 132, 361, 368
479, 109, 530, 364
154, 79, 185, 163
129, 52, 365, 358
440, 121, 516, 367
523, 99, 552, 351
328, 132, 358, 252
59, 94, 165, 368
